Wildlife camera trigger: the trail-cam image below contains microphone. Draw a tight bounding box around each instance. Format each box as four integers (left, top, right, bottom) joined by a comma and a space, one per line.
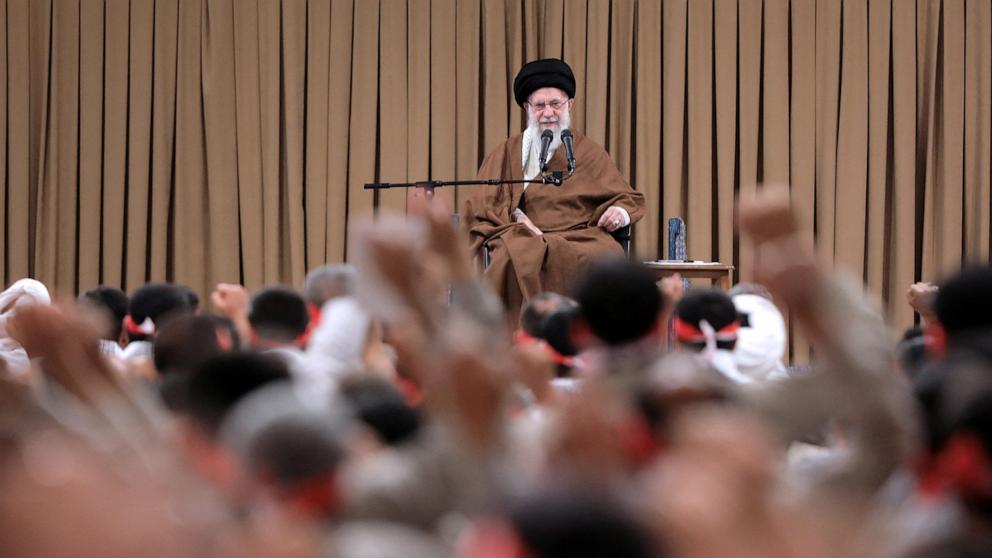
538, 129, 554, 172
560, 129, 576, 175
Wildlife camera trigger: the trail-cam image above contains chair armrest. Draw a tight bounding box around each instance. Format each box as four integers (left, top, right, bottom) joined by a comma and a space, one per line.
612, 224, 632, 257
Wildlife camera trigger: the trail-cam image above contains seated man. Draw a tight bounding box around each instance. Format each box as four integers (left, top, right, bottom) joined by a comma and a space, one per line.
463, 58, 645, 321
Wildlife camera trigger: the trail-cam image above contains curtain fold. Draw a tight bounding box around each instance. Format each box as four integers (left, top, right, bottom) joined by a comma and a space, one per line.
3, 0, 990, 360
965, 0, 992, 263
634, 0, 662, 258
0, 0, 7, 283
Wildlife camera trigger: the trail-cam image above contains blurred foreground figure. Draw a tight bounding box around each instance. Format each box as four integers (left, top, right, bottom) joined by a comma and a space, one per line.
0, 279, 51, 376
0, 304, 322, 558
8, 184, 992, 558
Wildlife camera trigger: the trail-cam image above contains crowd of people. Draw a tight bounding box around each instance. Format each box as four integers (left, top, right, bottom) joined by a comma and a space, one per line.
0, 187, 991, 558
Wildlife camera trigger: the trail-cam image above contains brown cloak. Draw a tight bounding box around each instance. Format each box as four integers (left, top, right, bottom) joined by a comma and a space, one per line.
463, 130, 645, 320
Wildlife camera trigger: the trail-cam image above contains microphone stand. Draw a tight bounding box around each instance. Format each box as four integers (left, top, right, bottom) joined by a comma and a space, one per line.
364, 171, 569, 210
364, 172, 570, 304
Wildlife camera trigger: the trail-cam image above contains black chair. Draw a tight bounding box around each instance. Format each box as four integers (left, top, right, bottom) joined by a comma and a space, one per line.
613, 224, 632, 257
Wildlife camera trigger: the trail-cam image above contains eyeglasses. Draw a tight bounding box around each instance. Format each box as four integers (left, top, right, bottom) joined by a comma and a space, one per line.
526, 98, 568, 112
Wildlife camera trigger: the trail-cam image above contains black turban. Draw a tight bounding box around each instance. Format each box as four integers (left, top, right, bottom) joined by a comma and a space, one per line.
513, 58, 576, 107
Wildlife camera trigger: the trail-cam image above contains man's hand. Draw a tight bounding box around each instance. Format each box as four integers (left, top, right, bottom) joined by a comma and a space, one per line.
659, 273, 685, 312
906, 282, 939, 324
597, 206, 627, 232
211, 283, 251, 344
8, 303, 124, 402
211, 283, 250, 320
738, 186, 818, 310
737, 187, 798, 242
413, 198, 475, 282
512, 208, 543, 236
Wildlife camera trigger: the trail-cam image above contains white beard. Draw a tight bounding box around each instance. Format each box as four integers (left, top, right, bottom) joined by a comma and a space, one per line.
522, 109, 571, 181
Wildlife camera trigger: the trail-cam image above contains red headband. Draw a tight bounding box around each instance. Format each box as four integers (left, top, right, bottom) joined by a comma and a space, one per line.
673, 317, 739, 343
123, 315, 156, 336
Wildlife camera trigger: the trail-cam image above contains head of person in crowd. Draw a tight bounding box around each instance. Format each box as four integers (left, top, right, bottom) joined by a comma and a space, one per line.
459, 488, 658, 558
178, 352, 290, 492
635, 351, 736, 453
301, 264, 359, 344
247, 286, 310, 349
304, 264, 358, 309
517, 292, 581, 377
572, 260, 666, 349
220, 383, 351, 518
540, 304, 583, 377
78, 286, 129, 346
153, 314, 241, 411
518, 292, 575, 342
336, 372, 422, 447
896, 326, 930, 381
674, 289, 753, 384
914, 357, 992, 524
933, 266, 992, 357
126, 283, 194, 343
180, 286, 201, 314
728, 283, 787, 381
674, 290, 740, 353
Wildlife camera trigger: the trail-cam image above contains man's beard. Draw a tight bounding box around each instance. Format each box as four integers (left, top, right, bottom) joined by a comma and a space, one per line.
525, 109, 571, 163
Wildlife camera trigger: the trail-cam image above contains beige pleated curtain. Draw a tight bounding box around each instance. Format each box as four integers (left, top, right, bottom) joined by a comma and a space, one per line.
2, 0, 990, 350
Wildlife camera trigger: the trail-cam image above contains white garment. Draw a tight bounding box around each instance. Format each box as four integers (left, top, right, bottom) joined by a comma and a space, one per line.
706, 348, 755, 384
265, 346, 308, 377
303, 296, 371, 382
99, 339, 125, 359
0, 278, 52, 376
732, 294, 788, 381
121, 339, 154, 363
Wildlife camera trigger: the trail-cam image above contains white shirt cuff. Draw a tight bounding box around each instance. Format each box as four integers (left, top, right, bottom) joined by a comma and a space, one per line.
614, 207, 631, 227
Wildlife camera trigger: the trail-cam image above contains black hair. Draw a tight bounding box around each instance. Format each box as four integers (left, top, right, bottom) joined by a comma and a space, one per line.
936, 266, 992, 342
573, 260, 663, 346
184, 353, 290, 437
916, 354, 992, 517
179, 286, 200, 313
541, 305, 581, 378
674, 289, 739, 351
520, 292, 575, 338
243, 409, 347, 488
337, 374, 421, 446
223, 385, 349, 492
896, 327, 929, 381
128, 283, 194, 340
79, 286, 129, 341
248, 286, 310, 343
508, 489, 658, 558
153, 315, 241, 412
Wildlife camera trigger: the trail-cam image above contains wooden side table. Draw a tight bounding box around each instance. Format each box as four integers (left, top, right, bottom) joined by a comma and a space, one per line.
642, 261, 735, 290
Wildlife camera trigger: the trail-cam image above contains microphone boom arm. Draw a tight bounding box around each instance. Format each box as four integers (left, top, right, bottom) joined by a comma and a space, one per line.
364, 174, 566, 200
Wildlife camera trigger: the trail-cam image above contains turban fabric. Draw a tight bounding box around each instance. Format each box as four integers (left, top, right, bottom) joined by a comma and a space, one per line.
513, 58, 576, 107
